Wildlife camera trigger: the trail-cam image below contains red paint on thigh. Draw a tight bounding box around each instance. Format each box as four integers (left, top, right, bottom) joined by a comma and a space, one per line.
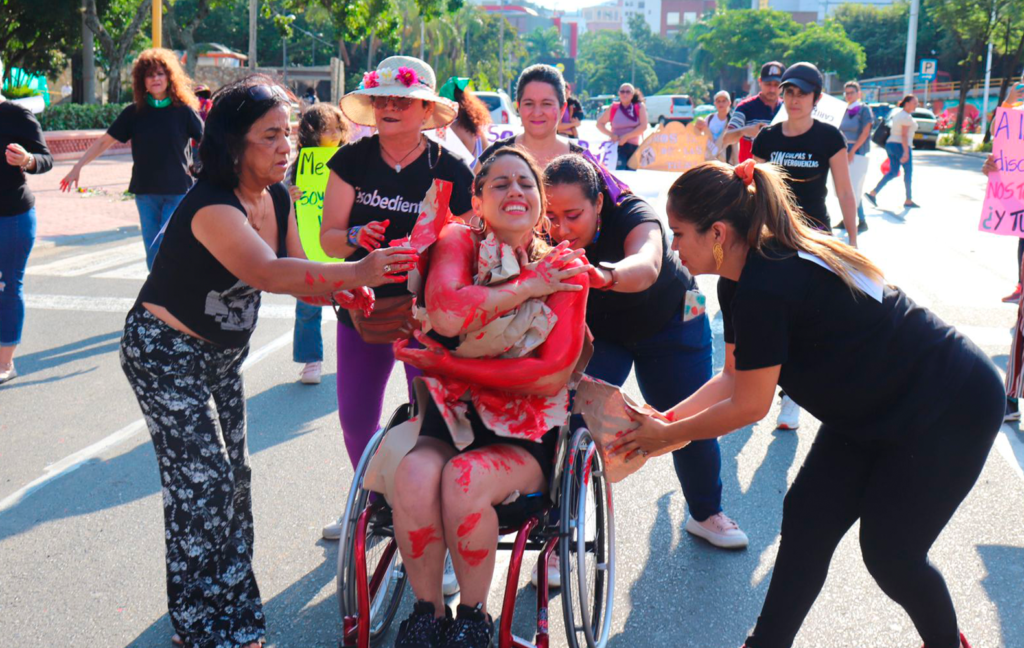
457, 512, 482, 538
457, 540, 489, 567
408, 525, 441, 559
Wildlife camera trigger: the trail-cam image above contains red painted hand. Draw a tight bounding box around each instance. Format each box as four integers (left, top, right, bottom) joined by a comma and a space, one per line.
519, 241, 591, 298
393, 330, 451, 372
357, 219, 390, 251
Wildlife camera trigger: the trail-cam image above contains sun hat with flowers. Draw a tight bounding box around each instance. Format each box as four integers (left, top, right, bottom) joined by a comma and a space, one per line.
340, 55, 458, 130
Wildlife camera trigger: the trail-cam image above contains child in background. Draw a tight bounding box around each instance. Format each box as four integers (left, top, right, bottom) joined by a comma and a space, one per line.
288, 103, 349, 384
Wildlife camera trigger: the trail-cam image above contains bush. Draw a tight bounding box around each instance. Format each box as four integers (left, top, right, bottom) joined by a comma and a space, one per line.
3, 86, 40, 99
937, 132, 968, 147
975, 140, 992, 153
38, 103, 130, 131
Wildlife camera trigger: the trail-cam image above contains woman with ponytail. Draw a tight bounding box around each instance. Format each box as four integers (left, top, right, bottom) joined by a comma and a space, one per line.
610, 158, 1003, 648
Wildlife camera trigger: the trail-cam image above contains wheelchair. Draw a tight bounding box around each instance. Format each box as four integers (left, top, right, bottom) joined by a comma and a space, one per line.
336, 403, 615, 648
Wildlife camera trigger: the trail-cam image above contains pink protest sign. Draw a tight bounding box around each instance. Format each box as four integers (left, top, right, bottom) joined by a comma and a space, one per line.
980, 107, 1024, 237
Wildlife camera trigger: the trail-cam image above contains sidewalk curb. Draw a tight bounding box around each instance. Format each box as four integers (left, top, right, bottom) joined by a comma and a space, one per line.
35, 226, 140, 251
936, 145, 988, 160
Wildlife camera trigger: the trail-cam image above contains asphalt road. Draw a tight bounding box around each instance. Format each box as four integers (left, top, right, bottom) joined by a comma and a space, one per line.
1, 146, 1023, 648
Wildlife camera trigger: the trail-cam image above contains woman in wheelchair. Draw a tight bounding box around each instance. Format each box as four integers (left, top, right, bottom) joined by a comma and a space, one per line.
388, 146, 591, 648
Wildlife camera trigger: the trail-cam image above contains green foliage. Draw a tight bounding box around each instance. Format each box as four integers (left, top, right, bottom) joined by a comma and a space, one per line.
832, 3, 952, 80
783, 20, 865, 79
2, 85, 41, 99
937, 131, 969, 146
658, 69, 713, 104
628, 14, 692, 92
578, 30, 658, 97
696, 10, 800, 74
38, 103, 130, 130
1, 0, 80, 80
524, 26, 565, 62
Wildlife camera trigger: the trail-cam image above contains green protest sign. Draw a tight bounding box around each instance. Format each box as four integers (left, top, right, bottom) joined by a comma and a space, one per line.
295, 147, 342, 262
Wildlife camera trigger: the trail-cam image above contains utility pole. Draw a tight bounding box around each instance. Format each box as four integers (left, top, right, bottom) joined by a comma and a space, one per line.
249, 0, 258, 69
981, 6, 997, 134
152, 0, 162, 47
420, 20, 426, 60
82, 0, 96, 104
631, 41, 636, 85
902, 0, 920, 96
499, 13, 505, 93
282, 36, 287, 85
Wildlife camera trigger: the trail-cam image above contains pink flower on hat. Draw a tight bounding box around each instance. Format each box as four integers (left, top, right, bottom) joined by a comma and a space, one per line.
362, 71, 380, 89
396, 67, 419, 88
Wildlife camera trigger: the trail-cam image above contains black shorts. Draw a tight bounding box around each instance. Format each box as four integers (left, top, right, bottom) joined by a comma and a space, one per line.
417, 397, 559, 486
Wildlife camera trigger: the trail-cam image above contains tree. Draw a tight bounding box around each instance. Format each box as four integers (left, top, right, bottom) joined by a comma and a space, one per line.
783, 20, 865, 80
524, 26, 565, 62
83, 0, 154, 103
629, 13, 692, 91
658, 69, 713, 103
695, 10, 800, 86
578, 30, 658, 96
1, 0, 81, 83
832, 3, 950, 80
927, 0, 1009, 137
165, 0, 223, 76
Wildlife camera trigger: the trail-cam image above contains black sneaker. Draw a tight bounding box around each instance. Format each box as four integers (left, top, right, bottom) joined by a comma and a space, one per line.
442, 604, 494, 648
833, 220, 847, 230
1006, 398, 1020, 423
395, 600, 450, 648
857, 220, 869, 233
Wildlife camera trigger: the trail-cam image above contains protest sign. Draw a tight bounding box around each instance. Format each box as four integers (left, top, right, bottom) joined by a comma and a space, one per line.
480, 123, 619, 169
979, 108, 1024, 238
772, 92, 848, 129
294, 146, 342, 262
626, 120, 708, 173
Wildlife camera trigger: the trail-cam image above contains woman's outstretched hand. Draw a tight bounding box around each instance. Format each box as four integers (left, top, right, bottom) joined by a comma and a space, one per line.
606, 405, 676, 460
358, 246, 419, 287
517, 240, 592, 297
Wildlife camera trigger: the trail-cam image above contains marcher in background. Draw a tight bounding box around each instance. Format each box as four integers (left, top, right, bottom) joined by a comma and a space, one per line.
480, 64, 582, 170
301, 86, 318, 112
194, 84, 213, 121
120, 76, 417, 648
318, 57, 474, 567
545, 154, 748, 565
60, 48, 203, 270
558, 94, 585, 139
723, 61, 784, 163
287, 103, 350, 385
615, 159, 1003, 648
836, 81, 873, 233
597, 83, 647, 170
440, 77, 492, 169
0, 56, 54, 385
705, 90, 735, 163
866, 94, 920, 210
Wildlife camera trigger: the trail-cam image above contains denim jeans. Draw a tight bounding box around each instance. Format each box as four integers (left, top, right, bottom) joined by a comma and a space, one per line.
135, 193, 186, 269
0, 208, 37, 346
585, 309, 724, 521
872, 142, 913, 202
293, 300, 324, 363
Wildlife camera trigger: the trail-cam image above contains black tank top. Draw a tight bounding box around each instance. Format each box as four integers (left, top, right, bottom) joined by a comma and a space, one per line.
135, 180, 291, 348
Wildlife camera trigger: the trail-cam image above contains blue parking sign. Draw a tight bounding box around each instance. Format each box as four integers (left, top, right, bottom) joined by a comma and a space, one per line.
920, 59, 938, 81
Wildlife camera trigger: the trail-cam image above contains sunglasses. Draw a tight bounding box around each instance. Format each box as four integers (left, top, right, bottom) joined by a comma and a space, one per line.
236, 84, 290, 112
619, 90, 632, 95
371, 95, 416, 111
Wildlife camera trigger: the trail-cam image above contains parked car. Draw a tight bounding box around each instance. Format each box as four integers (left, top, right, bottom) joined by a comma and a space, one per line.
475, 91, 520, 126
645, 94, 695, 125
869, 102, 895, 128
886, 108, 938, 149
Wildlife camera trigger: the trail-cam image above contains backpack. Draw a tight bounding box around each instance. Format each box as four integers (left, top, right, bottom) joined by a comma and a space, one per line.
871, 120, 890, 146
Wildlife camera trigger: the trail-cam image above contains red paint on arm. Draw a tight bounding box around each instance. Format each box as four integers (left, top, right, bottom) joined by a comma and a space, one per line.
666, 411, 677, 422
304, 271, 315, 286
456, 540, 489, 567
457, 512, 482, 538
408, 525, 441, 559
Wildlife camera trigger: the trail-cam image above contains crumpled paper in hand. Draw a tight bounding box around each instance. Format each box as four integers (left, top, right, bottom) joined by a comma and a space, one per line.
571, 375, 651, 483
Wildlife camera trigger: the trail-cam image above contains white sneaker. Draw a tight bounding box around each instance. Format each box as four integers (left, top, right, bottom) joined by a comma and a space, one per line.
529, 551, 561, 589
685, 512, 749, 549
0, 362, 17, 385
322, 520, 343, 540
299, 361, 322, 384
442, 551, 461, 596
776, 395, 801, 430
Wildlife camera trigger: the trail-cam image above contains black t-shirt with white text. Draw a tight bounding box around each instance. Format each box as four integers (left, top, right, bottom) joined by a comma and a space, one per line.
107, 103, 203, 195
751, 120, 846, 231
585, 195, 694, 345
326, 135, 473, 298
717, 243, 981, 440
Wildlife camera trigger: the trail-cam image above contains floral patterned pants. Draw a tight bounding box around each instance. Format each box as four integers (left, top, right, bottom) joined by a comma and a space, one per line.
120, 306, 265, 648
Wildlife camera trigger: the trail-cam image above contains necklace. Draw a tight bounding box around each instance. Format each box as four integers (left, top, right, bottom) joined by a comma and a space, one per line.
380, 136, 423, 173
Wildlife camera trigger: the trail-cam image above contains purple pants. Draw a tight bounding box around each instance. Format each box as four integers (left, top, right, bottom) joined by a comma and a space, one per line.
336, 322, 421, 466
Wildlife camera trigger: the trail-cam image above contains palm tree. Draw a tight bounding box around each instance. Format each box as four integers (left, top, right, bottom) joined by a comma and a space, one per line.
524, 26, 565, 61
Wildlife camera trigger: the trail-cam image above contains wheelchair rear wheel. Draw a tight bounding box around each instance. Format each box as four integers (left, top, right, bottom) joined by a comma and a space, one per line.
559, 427, 615, 648
337, 406, 411, 647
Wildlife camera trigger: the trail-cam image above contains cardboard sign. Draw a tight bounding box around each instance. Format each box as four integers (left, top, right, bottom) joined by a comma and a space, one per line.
627, 120, 708, 173
294, 146, 342, 262
772, 92, 848, 130
979, 108, 1024, 238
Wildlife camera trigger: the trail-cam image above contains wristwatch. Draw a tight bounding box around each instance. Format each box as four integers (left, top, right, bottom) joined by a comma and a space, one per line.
597, 263, 619, 291
347, 225, 363, 247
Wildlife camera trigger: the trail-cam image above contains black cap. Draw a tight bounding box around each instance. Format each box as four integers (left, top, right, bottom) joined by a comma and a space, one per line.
760, 61, 785, 81
780, 62, 823, 93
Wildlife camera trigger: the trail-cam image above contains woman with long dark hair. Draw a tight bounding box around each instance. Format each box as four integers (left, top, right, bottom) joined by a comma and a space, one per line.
611, 159, 1002, 648
60, 48, 203, 269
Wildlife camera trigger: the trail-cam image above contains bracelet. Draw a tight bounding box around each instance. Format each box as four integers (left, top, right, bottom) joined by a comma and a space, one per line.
347, 226, 363, 247
598, 267, 619, 291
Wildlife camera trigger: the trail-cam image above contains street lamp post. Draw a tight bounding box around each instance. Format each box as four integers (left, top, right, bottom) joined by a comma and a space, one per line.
902, 0, 920, 96
249, 0, 258, 69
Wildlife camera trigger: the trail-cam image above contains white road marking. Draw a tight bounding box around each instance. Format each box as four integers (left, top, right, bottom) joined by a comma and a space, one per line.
25, 294, 297, 320
26, 242, 146, 277
93, 261, 150, 280
0, 331, 293, 515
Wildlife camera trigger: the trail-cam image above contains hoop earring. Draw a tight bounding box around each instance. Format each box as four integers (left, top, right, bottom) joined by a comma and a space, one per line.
713, 242, 724, 272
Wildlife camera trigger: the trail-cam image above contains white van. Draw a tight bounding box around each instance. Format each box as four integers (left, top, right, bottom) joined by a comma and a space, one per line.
645, 95, 695, 125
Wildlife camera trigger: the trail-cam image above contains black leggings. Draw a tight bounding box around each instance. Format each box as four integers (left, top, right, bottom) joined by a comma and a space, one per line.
746, 358, 1005, 648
